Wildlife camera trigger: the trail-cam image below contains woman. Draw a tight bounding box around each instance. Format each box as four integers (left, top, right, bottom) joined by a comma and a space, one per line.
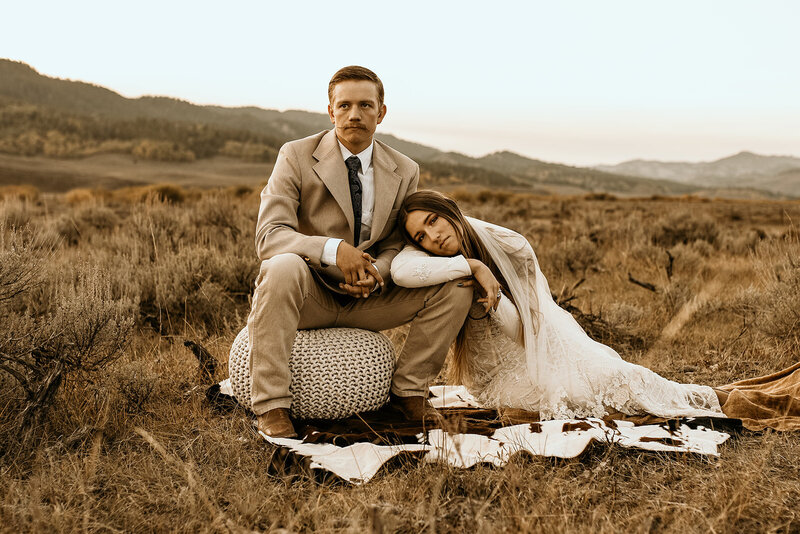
391, 190, 729, 421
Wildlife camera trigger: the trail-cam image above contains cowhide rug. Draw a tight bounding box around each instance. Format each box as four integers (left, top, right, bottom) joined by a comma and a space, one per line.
208, 383, 740, 484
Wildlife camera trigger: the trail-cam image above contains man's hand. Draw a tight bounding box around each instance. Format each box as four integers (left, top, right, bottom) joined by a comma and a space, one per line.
339, 272, 380, 298
336, 242, 384, 296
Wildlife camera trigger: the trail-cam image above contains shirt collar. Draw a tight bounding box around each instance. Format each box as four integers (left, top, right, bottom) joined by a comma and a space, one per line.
338, 140, 374, 172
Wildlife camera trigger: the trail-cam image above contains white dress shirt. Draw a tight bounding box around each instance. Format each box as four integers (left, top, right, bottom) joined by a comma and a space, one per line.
320, 140, 375, 266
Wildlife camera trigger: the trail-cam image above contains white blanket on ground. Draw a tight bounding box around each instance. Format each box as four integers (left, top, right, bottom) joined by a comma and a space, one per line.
247, 385, 731, 484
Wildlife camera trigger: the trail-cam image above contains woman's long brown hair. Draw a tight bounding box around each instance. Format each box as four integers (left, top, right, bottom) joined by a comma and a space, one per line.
398, 190, 512, 385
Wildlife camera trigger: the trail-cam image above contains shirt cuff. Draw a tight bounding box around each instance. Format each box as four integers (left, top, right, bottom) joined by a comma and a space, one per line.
452, 255, 471, 276
321, 238, 342, 267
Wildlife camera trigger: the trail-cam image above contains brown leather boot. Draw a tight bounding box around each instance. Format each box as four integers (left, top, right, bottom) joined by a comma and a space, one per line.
389, 392, 439, 421
256, 408, 297, 438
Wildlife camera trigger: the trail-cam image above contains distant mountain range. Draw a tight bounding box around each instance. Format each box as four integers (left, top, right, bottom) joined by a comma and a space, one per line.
0, 58, 795, 198
595, 152, 800, 197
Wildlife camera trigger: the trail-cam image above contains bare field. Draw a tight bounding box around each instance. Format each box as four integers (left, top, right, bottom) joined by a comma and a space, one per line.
1, 186, 799, 532
0, 154, 273, 191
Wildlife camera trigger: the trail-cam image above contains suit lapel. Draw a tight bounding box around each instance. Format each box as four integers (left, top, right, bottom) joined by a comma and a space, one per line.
313, 130, 354, 234
363, 141, 402, 248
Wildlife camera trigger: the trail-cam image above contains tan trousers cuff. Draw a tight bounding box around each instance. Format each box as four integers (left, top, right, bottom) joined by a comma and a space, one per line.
252, 398, 292, 416
390, 386, 430, 398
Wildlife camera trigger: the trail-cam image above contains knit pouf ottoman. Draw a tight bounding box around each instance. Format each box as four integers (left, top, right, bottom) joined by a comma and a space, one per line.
228, 326, 396, 420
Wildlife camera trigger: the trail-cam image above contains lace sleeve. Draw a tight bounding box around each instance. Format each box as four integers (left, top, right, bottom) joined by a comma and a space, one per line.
390, 245, 472, 288
491, 296, 522, 344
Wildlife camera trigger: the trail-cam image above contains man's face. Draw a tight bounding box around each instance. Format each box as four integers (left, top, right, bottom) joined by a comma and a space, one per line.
328, 80, 386, 154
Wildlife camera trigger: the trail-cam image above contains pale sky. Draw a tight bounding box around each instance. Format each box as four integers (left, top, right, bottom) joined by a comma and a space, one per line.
2, 0, 799, 166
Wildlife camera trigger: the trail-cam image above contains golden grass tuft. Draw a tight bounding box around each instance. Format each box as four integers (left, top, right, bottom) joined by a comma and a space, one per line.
0, 184, 40, 202
111, 183, 190, 204
64, 187, 112, 205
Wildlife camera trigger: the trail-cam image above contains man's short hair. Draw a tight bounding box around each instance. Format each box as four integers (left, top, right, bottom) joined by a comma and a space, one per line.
328, 66, 384, 106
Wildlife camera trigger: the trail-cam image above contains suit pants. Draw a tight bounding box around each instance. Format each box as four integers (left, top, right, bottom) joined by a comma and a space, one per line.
247, 253, 474, 415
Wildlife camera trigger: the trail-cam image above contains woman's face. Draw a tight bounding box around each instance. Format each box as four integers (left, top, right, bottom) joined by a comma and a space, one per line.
404, 210, 461, 256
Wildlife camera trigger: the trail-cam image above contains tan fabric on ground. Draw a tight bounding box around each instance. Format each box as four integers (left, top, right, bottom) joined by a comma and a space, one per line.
717, 361, 800, 431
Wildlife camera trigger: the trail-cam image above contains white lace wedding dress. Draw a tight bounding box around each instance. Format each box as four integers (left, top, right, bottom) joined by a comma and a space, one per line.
391, 218, 723, 420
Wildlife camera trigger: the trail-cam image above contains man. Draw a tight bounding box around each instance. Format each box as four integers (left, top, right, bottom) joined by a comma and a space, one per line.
248, 66, 472, 438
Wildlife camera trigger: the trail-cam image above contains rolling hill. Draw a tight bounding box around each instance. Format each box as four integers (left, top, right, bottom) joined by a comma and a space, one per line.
595, 152, 800, 197
0, 58, 788, 198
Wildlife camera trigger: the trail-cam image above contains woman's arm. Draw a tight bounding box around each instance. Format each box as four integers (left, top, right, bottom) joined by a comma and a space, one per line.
391, 233, 524, 343
492, 295, 522, 344
390, 245, 472, 287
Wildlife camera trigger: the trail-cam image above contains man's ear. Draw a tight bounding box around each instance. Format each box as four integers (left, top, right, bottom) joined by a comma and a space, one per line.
327, 104, 335, 125
377, 104, 387, 124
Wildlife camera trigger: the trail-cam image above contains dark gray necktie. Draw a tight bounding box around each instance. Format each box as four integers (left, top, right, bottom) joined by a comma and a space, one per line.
345, 156, 362, 246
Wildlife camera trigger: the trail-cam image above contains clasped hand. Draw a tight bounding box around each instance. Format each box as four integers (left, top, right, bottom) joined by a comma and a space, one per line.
336, 242, 384, 298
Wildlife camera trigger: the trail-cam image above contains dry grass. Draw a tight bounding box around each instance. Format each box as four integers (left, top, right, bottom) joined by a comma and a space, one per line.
1, 188, 799, 532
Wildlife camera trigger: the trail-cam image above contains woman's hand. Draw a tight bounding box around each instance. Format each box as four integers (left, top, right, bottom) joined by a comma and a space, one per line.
466, 259, 501, 313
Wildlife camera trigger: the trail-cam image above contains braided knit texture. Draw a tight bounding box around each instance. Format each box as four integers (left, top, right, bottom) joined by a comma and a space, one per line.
229, 327, 395, 419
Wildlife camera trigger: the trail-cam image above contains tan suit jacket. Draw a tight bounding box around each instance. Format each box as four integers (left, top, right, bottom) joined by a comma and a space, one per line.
255, 129, 419, 293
